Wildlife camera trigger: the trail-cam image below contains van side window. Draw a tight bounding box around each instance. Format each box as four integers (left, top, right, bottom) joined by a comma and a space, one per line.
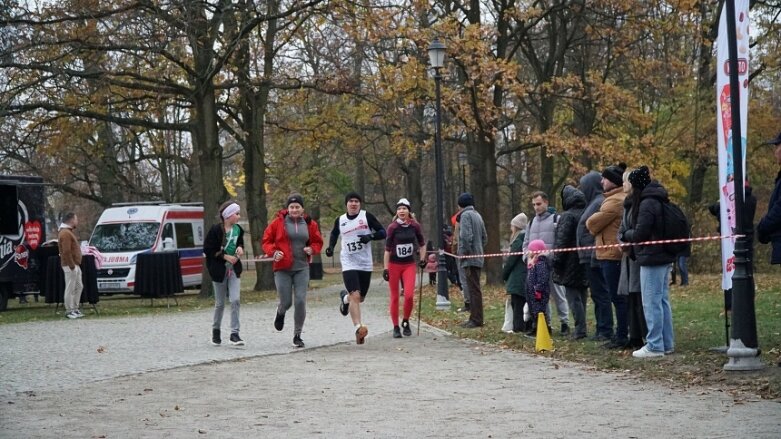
162, 223, 174, 240
174, 223, 195, 248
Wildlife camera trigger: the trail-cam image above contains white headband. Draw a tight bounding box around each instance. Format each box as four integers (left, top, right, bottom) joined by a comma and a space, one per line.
222, 203, 240, 219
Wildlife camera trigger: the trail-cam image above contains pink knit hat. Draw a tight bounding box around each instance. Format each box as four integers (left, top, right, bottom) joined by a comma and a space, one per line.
528, 239, 547, 253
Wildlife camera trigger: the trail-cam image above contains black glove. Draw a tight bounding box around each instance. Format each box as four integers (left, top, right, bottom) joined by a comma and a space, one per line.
418, 259, 428, 269
383, 269, 390, 281
358, 234, 373, 244
325, 247, 333, 257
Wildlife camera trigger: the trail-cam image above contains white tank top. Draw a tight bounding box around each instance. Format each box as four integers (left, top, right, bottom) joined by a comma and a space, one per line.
339, 210, 373, 271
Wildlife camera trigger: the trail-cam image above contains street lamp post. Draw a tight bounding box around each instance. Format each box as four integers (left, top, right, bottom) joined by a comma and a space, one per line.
723, 0, 761, 371
458, 152, 468, 193
428, 38, 450, 309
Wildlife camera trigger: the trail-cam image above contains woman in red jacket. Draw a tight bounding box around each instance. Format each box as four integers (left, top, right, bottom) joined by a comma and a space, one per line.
262, 193, 323, 348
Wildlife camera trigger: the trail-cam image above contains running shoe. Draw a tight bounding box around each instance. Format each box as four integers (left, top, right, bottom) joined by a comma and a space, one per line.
229, 333, 245, 346
393, 326, 402, 338
274, 312, 285, 331
339, 290, 349, 316
211, 329, 221, 346
401, 319, 412, 337
355, 325, 368, 344
293, 335, 305, 348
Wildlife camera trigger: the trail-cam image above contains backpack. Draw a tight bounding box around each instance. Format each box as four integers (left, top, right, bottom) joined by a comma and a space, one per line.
659, 200, 690, 255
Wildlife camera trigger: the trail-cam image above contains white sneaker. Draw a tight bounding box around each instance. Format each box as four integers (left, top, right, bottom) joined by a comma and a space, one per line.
632, 345, 664, 358
66, 311, 78, 319
74, 310, 85, 318
664, 349, 675, 355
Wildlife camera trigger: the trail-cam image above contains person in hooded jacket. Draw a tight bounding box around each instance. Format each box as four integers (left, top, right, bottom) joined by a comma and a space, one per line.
204, 200, 246, 346
262, 193, 323, 348
578, 171, 612, 340
553, 185, 589, 339
620, 166, 675, 359
618, 169, 647, 349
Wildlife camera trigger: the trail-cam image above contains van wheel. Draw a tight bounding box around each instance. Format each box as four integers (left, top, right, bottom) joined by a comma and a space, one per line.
0, 284, 10, 312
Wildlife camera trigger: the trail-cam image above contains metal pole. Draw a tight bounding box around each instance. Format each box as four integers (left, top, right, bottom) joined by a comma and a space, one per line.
723, 0, 761, 371
434, 68, 450, 308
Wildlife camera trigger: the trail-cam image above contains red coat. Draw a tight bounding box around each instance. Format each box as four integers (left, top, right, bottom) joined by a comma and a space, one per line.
262, 209, 323, 272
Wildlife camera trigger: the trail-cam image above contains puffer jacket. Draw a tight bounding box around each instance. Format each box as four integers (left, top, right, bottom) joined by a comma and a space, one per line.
586, 186, 626, 261
577, 171, 604, 266
552, 186, 588, 287
621, 182, 677, 266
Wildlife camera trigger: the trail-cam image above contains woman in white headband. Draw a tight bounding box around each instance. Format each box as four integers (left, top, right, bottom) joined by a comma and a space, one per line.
203, 200, 245, 346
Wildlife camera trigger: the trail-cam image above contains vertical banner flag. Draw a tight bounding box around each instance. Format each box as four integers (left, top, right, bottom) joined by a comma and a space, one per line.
716, 0, 750, 290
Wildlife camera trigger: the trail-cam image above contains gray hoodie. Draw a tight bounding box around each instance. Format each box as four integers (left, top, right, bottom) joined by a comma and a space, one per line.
577, 171, 604, 266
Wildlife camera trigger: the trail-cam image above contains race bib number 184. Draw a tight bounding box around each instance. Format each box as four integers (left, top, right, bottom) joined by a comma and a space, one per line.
396, 243, 413, 257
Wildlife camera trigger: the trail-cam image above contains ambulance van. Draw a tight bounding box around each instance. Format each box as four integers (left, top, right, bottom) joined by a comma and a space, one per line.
88, 202, 204, 294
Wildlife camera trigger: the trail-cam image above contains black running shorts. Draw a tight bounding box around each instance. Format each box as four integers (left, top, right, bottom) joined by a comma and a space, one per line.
342, 270, 372, 299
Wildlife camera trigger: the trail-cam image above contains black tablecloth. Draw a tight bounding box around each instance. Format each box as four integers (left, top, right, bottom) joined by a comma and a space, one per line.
44, 255, 100, 305
133, 252, 183, 298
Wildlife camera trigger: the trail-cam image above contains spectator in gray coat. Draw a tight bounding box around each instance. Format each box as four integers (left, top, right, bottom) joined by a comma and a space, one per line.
578, 171, 612, 340
457, 193, 487, 328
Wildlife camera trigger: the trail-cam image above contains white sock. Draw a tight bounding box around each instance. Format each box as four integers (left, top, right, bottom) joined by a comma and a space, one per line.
343, 295, 349, 305
355, 323, 362, 330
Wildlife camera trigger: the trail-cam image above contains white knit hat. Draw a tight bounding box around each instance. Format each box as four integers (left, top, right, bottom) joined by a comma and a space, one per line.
511, 213, 528, 230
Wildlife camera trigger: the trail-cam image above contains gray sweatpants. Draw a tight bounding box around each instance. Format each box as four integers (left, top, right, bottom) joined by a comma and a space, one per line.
274, 268, 309, 336
213, 269, 240, 334
550, 281, 570, 325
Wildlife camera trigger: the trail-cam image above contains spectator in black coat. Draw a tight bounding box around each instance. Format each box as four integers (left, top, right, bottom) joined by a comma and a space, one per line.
757, 132, 781, 263
552, 185, 588, 339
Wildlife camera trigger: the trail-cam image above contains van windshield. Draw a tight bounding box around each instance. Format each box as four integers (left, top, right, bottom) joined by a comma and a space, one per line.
89, 222, 160, 252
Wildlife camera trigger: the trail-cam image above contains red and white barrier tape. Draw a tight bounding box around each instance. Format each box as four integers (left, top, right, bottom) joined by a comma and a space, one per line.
441, 234, 743, 259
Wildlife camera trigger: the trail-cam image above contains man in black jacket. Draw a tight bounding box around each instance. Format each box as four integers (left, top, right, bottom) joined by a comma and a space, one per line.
552, 185, 588, 339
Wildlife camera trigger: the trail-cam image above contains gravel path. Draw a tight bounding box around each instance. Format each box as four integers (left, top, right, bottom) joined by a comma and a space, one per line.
1, 279, 779, 437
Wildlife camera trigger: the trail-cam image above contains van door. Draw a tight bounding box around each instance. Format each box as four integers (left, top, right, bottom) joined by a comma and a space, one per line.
172, 222, 202, 287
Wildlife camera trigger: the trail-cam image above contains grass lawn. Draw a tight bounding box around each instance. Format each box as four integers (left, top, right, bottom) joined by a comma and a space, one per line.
418, 273, 781, 400
0, 269, 343, 325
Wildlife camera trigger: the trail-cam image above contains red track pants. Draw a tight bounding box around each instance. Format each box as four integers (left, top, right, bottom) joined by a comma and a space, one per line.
388, 261, 416, 326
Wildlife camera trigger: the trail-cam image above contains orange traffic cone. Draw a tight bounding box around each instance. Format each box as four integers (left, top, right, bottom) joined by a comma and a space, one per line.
535, 313, 554, 352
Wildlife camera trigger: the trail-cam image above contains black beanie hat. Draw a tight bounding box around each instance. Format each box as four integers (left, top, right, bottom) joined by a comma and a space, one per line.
286, 193, 304, 207
601, 165, 624, 188
457, 192, 474, 208
628, 166, 652, 190
345, 191, 363, 205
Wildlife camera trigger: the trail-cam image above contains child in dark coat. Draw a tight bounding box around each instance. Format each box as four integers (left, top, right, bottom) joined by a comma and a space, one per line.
526, 239, 552, 336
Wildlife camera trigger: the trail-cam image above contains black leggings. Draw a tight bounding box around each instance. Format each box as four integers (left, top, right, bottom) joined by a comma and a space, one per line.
628, 292, 648, 341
